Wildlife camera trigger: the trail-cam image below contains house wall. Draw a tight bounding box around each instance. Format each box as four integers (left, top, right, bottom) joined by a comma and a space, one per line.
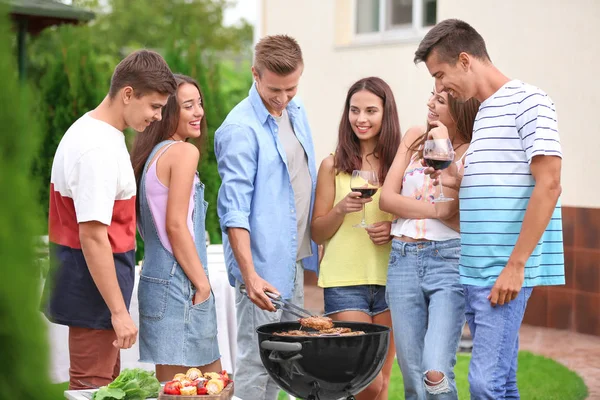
259, 0, 600, 335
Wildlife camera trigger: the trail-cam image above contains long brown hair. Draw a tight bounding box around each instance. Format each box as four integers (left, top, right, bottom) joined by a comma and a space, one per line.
334, 77, 401, 183
131, 74, 208, 210
409, 94, 480, 156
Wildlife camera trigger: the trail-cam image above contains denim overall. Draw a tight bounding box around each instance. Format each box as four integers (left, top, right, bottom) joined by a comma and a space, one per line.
137, 140, 220, 366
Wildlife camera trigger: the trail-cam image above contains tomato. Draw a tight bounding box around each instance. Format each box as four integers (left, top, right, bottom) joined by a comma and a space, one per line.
196, 386, 208, 395
220, 370, 230, 384
164, 380, 182, 395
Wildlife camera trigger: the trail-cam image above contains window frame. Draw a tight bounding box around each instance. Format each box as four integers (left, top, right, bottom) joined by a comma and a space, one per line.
351, 0, 435, 44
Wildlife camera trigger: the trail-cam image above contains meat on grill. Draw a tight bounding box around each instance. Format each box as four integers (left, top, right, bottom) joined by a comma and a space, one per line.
299, 316, 334, 330
274, 330, 312, 337
273, 318, 365, 337
319, 327, 351, 334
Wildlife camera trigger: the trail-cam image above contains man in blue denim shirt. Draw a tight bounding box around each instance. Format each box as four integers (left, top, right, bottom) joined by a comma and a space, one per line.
215, 35, 318, 400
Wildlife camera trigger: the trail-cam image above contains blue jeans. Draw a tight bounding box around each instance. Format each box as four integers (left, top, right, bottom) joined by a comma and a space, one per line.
386, 239, 465, 400
323, 284, 388, 317
465, 285, 533, 399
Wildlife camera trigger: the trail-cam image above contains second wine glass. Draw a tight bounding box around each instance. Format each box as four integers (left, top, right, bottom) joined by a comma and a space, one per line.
423, 138, 455, 202
350, 170, 379, 228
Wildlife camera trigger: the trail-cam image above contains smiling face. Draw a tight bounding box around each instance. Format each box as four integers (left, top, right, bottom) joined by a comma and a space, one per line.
426, 88, 454, 129
171, 83, 204, 141
425, 49, 476, 102
348, 89, 384, 142
122, 88, 170, 132
252, 66, 303, 116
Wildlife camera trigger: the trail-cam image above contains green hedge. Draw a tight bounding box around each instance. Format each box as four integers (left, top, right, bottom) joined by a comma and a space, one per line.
0, 6, 55, 398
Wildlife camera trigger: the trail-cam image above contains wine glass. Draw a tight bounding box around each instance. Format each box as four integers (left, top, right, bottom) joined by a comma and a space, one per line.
423, 139, 455, 202
350, 170, 379, 228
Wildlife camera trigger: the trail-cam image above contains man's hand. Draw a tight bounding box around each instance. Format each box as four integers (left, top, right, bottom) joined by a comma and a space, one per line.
244, 273, 280, 312
488, 263, 525, 307
111, 311, 138, 349
365, 221, 392, 245
80, 221, 137, 349
227, 228, 278, 311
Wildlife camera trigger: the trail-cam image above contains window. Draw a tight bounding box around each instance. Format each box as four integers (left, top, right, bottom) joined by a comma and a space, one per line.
354, 0, 437, 40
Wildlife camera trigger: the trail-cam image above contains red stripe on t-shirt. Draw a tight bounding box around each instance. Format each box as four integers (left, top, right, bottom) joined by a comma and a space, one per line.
49, 184, 80, 249
107, 197, 136, 253
49, 184, 136, 253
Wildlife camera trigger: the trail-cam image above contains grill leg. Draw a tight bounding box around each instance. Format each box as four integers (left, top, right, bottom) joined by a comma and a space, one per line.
308, 380, 321, 400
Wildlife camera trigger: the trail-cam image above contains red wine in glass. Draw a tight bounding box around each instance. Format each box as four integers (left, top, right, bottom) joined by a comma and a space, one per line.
351, 187, 378, 199
423, 139, 455, 202
350, 170, 379, 228
424, 157, 452, 171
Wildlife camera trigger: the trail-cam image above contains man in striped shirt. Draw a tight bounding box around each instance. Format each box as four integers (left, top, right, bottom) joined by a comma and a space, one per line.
416, 19, 564, 399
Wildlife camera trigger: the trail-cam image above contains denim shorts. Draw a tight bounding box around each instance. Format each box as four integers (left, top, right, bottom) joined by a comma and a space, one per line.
323, 284, 389, 317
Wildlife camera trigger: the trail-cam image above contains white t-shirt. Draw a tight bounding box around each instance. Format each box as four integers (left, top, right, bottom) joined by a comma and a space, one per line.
50, 113, 136, 228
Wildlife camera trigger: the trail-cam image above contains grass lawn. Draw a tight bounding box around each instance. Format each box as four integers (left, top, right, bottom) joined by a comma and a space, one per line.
277, 351, 588, 399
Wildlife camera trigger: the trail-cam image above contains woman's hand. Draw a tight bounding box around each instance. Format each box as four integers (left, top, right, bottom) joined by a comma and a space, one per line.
334, 192, 372, 215
427, 120, 450, 139
365, 221, 392, 245
193, 284, 211, 306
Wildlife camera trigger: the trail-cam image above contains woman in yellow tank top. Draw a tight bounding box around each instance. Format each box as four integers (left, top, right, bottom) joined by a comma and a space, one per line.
311, 77, 401, 400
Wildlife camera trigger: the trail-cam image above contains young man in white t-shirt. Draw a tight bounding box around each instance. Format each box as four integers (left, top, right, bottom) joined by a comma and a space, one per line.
415, 19, 564, 399
42, 50, 176, 390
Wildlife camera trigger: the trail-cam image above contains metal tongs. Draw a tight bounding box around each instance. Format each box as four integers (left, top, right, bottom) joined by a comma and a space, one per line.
239, 284, 313, 319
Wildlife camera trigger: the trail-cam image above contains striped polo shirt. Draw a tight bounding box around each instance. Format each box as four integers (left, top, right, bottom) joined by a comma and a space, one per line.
42, 113, 136, 330
459, 80, 565, 287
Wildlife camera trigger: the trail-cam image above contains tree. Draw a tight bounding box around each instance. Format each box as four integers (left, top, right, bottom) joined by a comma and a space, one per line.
29, 25, 117, 233
27, 0, 253, 248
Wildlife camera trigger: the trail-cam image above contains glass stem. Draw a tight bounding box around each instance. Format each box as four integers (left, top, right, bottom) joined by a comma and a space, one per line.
362, 204, 367, 226
438, 173, 445, 199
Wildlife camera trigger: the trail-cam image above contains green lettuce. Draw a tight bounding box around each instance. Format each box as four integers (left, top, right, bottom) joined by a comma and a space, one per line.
92, 368, 160, 400
92, 387, 125, 400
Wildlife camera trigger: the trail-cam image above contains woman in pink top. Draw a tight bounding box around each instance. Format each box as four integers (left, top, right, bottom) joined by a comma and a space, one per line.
131, 75, 221, 381
380, 89, 479, 400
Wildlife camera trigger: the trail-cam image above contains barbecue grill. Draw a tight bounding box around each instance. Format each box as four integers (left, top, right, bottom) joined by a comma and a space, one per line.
257, 321, 390, 400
